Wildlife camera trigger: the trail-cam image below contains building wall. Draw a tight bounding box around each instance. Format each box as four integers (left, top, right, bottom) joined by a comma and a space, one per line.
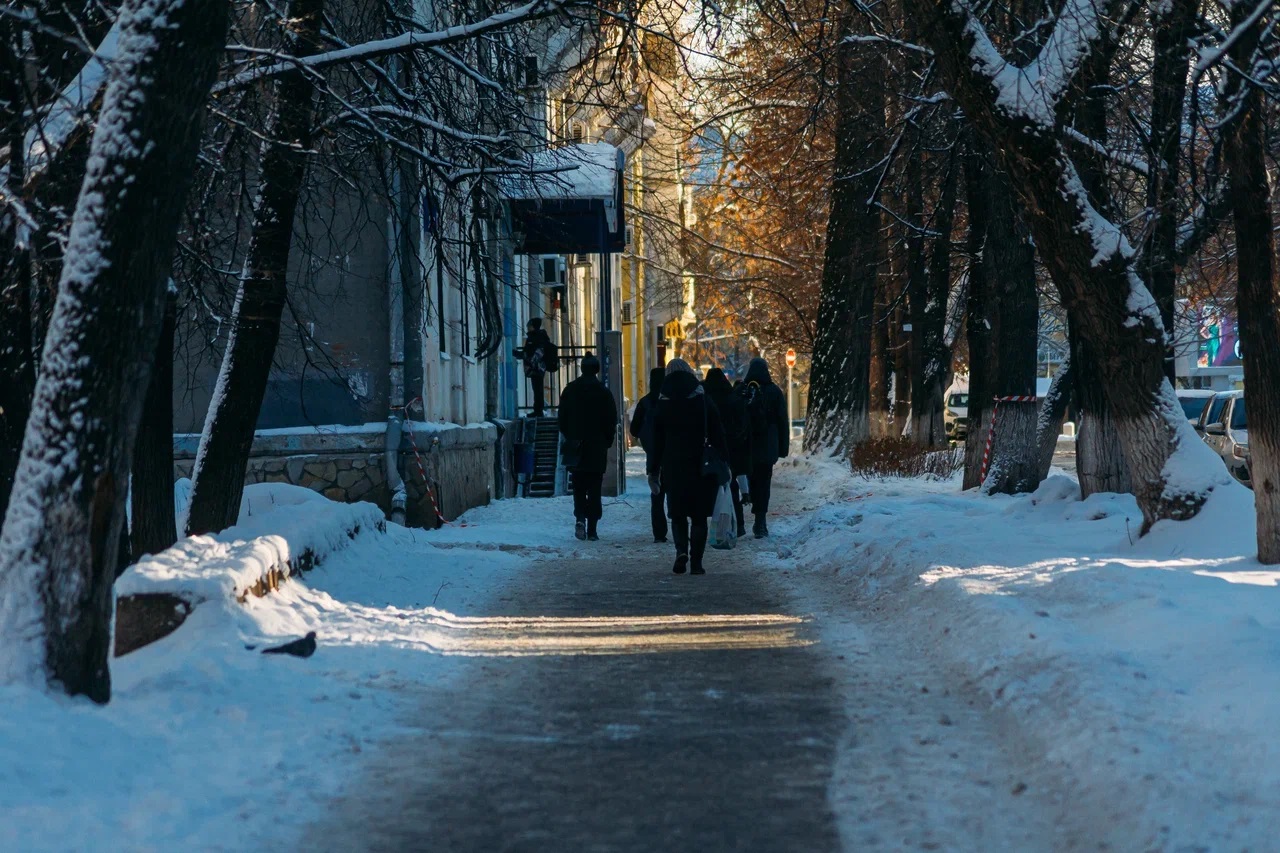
174, 166, 392, 435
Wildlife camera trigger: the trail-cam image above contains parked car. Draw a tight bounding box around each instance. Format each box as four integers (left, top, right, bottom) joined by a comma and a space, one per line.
1203, 391, 1250, 486
1195, 391, 1231, 435
1176, 389, 1217, 428
944, 390, 969, 444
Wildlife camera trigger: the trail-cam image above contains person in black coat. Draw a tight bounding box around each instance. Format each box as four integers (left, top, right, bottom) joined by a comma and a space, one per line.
629, 366, 669, 542
740, 356, 789, 538
649, 359, 729, 575
704, 367, 750, 538
557, 354, 618, 541
522, 318, 554, 417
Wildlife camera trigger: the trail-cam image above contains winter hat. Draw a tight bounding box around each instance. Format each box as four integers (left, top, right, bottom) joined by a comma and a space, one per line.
665, 358, 695, 376
581, 354, 601, 375
745, 356, 772, 385
704, 367, 732, 397
647, 366, 666, 395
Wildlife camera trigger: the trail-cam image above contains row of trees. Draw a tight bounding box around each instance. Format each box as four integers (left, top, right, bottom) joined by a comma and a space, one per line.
683, 0, 1279, 545
0, 0, 600, 700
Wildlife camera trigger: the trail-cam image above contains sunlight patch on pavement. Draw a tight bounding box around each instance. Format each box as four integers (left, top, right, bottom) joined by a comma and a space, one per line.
316, 601, 815, 656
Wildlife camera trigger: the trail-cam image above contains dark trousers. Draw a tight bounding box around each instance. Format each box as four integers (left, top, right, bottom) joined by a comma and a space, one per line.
729, 478, 746, 534
651, 490, 668, 540
572, 468, 604, 522
671, 516, 708, 562
528, 370, 546, 417
748, 463, 774, 517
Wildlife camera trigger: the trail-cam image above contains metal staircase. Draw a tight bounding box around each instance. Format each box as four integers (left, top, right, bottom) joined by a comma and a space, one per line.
526, 417, 561, 498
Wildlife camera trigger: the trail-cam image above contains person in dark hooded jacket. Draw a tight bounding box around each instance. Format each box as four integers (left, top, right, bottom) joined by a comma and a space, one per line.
703, 367, 750, 538
649, 359, 729, 575
629, 366, 668, 542
558, 354, 618, 541
738, 356, 789, 537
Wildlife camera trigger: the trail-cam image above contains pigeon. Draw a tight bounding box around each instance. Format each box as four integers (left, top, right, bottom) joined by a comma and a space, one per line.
260, 631, 317, 658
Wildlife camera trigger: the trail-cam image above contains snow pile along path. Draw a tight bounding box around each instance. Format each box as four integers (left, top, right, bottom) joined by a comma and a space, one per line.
776, 454, 1280, 850
0, 484, 548, 851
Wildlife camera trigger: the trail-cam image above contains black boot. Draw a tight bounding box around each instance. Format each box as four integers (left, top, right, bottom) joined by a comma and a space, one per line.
672, 517, 689, 574
753, 516, 768, 539
587, 519, 599, 541
575, 520, 587, 541
690, 523, 708, 575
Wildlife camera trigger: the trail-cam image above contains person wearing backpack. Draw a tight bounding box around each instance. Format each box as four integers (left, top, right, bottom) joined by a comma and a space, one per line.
704, 367, 750, 538
522, 318, 557, 417
629, 366, 669, 542
649, 359, 729, 574
739, 356, 789, 538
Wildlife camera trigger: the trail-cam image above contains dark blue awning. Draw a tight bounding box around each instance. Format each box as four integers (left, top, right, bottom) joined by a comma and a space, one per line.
502, 142, 626, 256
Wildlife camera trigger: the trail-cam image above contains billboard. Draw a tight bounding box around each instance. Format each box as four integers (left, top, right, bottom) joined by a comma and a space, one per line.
1196, 304, 1241, 368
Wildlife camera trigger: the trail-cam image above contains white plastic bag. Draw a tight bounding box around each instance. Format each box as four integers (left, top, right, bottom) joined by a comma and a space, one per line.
736, 474, 751, 506
711, 484, 736, 550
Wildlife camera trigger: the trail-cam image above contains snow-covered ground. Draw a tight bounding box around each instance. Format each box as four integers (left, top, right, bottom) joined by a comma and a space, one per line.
0, 484, 577, 851
4, 451, 1279, 850
773, 453, 1280, 849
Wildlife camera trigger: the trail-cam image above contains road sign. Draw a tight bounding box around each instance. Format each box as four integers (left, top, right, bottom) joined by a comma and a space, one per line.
785, 348, 797, 368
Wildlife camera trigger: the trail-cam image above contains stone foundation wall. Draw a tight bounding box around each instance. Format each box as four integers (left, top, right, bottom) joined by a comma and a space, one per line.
174, 422, 498, 527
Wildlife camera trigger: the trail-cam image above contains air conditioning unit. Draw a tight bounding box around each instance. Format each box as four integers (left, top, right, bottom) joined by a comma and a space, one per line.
625, 225, 634, 249
572, 253, 592, 267
621, 300, 636, 325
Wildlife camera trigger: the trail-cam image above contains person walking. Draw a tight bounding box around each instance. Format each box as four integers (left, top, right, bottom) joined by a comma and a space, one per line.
629, 366, 669, 542
739, 356, 789, 538
703, 367, 750, 538
649, 359, 729, 575
522, 318, 556, 417
557, 354, 618, 541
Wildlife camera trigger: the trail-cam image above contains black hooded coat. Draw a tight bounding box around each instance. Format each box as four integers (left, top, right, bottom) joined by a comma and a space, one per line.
704, 368, 750, 476
558, 373, 618, 473
628, 366, 666, 463
648, 370, 729, 519
742, 357, 790, 468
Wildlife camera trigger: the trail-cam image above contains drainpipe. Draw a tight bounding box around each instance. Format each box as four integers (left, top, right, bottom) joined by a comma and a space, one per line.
386, 412, 407, 525
387, 139, 408, 526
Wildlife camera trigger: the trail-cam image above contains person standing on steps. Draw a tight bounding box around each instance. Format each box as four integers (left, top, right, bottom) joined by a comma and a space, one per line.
739, 356, 789, 538
629, 366, 669, 543
557, 353, 618, 541
704, 367, 750, 538
522, 318, 557, 418
649, 359, 729, 575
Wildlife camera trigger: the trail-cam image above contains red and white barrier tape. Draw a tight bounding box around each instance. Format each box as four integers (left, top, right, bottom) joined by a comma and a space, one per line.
979, 395, 1039, 485
394, 397, 449, 526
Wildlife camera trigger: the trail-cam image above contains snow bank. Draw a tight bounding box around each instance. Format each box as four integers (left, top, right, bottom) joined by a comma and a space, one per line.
1, 481, 533, 849
118, 482, 385, 603
782, 456, 1280, 848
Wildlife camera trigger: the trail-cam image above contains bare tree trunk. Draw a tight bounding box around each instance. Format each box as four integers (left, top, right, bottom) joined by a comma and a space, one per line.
0, 21, 35, 526
961, 146, 992, 488
1222, 9, 1280, 563
185, 0, 324, 536
1140, 0, 1197, 374
907, 0, 1219, 528
981, 164, 1040, 494
911, 150, 958, 448
1035, 358, 1071, 481
0, 0, 226, 702
1067, 51, 1132, 497
129, 290, 177, 563
869, 268, 892, 438
804, 12, 885, 454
